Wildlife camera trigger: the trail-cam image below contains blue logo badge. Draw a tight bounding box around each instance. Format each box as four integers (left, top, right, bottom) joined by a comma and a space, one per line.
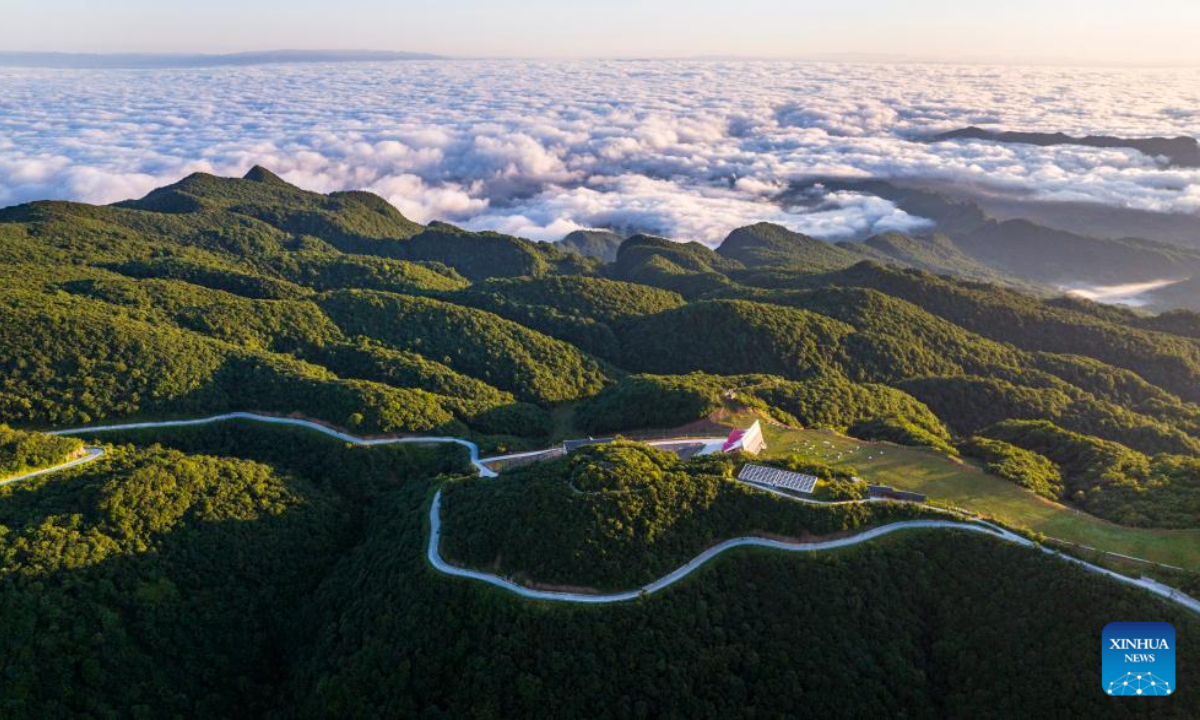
1103, 622, 1175, 696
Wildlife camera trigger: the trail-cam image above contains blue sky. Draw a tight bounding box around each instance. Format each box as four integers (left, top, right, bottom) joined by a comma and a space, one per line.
6, 0, 1200, 64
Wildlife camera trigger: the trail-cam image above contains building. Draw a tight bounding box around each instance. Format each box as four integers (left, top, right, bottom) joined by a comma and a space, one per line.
721, 420, 766, 455
737, 463, 818, 496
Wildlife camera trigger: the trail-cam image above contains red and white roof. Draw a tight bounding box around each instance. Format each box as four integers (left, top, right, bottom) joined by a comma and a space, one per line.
721, 420, 764, 454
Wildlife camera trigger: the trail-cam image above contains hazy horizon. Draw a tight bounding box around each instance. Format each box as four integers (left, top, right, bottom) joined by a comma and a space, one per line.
7, 0, 1200, 66
1, 49, 1198, 69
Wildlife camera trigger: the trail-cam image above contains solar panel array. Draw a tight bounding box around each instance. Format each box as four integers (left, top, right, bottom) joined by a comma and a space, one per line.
738, 464, 818, 495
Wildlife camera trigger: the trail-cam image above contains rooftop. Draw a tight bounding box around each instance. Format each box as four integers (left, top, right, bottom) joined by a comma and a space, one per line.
738, 464, 818, 495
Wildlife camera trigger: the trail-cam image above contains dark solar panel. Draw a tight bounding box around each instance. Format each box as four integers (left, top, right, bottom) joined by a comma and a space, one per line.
738, 464, 818, 494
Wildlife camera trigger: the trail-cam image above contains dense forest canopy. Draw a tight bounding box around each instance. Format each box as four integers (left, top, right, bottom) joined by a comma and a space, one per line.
440, 442, 935, 589
0, 424, 83, 478
3, 169, 1199, 716
3, 167, 1198, 522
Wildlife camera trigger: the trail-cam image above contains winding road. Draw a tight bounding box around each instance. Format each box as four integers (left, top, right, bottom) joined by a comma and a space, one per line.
429, 490, 1025, 604
46, 411, 497, 477
5, 411, 1196, 613
0, 447, 105, 487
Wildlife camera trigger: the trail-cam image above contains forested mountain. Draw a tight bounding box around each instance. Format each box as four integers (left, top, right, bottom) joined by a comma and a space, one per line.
717, 222, 865, 269
780, 179, 1200, 312
4, 168, 1199, 523
854, 231, 1020, 284
716, 222, 1022, 288
0, 424, 83, 478
3, 169, 1200, 716
294, 481, 1200, 718
558, 229, 626, 261
611, 234, 742, 296
441, 442, 933, 589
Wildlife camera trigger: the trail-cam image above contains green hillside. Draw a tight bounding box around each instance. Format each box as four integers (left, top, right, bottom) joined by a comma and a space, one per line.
6, 427, 1197, 717
3, 169, 1200, 716
441, 442, 938, 589
122, 166, 426, 252
854, 231, 1020, 284
821, 262, 1200, 402
4, 169, 1199, 523
611, 234, 741, 296
803, 179, 1200, 306
298, 480, 1200, 718
716, 221, 1030, 290
717, 222, 865, 269
0, 425, 83, 480
317, 289, 609, 404
558, 229, 626, 261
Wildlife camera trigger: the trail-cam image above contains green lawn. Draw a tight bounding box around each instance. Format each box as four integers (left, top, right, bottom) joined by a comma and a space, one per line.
744, 418, 1200, 570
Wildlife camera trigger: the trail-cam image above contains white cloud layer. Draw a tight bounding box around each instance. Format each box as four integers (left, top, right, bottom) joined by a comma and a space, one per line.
0, 61, 1197, 244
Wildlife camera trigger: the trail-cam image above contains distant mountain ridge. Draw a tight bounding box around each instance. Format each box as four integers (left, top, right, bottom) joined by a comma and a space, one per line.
714, 221, 1035, 291
0, 50, 441, 69
792, 178, 1200, 310
558, 230, 626, 262
717, 222, 863, 270
931, 126, 1200, 168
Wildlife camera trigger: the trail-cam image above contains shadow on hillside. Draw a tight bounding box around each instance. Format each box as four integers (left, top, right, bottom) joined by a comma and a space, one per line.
0, 422, 471, 717
0, 476, 341, 717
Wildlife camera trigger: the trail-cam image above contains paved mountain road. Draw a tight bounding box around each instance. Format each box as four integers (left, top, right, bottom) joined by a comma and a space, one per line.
2, 411, 1192, 613
47, 411, 497, 477
429, 489, 1031, 604
0, 447, 105, 487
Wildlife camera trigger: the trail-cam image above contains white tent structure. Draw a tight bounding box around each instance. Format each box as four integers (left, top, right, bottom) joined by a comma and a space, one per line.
720, 420, 766, 455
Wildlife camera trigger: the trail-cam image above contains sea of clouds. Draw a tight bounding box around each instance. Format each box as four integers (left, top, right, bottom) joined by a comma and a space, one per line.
1, 60, 1198, 244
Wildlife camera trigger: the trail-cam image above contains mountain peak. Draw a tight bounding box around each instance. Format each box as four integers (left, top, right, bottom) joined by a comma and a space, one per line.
716, 222, 859, 270
243, 165, 290, 186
